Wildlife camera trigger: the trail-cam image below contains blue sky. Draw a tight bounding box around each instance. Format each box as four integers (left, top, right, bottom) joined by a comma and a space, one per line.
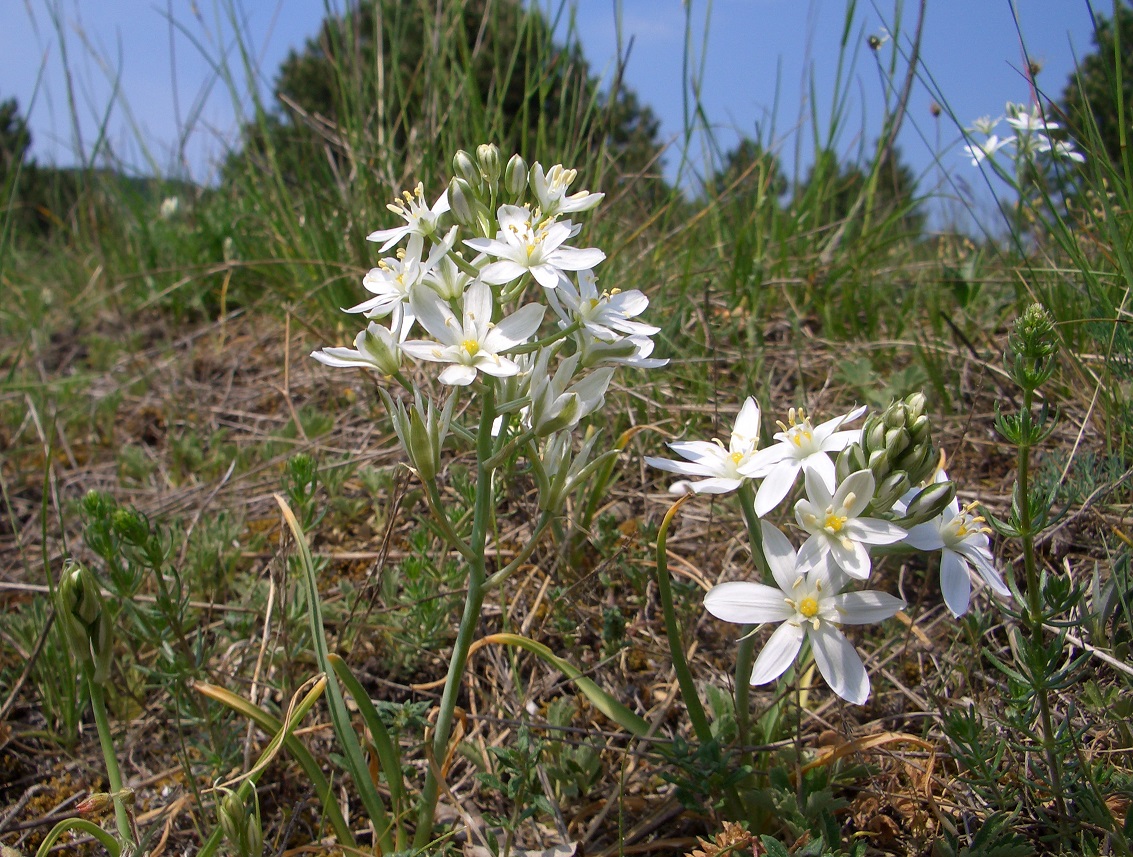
4, 0, 1102, 221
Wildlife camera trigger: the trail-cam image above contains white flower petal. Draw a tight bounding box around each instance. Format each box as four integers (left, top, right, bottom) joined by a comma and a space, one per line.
760, 521, 802, 594
832, 590, 905, 624
810, 624, 870, 704
748, 621, 805, 685
940, 549, 972, 617
704, 581, 794, 625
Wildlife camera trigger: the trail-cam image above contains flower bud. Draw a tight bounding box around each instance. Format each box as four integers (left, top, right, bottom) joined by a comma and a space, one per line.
57, 560, 113, 683
883, 402, 907, 429
872, 471, 911, 514
452, 150, 481, 189
111, 507, 151, 547
504, 153, 528, 198
476, 143, 502, 187
448, 177, 476, 227
900, 480, 956, 526
220, 790, 263, 857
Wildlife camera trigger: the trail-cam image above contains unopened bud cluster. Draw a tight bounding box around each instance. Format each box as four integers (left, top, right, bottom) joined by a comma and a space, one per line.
219, 790, 264, 857
837, 392, 939, 513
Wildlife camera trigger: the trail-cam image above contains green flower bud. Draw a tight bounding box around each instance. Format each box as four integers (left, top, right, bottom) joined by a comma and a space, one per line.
1006, 302, 1058, 389
452, 150, 480, 189
448, 177, 476, 227
872, 471, 911, 514
504, 153, 528, 197
219, 790, 263, 857
883, 402, 908, 430
836, 443, 867, 484
905, 391, 927, 421
57, 561, 113, 683
885, 426, 911, 459
81, 490, 116, 521
111, 507, 151, 547
476, 143, 502, 187
900, 480, 956, 526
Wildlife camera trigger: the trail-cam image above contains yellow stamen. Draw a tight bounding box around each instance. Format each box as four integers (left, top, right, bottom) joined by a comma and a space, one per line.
824, 510, 848, 532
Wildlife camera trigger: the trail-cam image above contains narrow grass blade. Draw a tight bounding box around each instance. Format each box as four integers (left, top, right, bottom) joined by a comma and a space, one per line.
275, 493, 396, 852
329, 652, 408, 851
192, 676, 357, 852
476, 632, 652, 739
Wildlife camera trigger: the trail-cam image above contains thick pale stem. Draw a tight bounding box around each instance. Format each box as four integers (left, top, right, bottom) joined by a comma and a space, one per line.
414, 389, 497, 849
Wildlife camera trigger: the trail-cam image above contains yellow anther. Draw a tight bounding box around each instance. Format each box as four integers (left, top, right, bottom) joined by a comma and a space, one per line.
824, 511, 848, 532
798, 596, 820, 618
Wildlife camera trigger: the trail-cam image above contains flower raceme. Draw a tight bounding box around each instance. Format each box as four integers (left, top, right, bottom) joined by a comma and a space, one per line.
704, 521, 905, 704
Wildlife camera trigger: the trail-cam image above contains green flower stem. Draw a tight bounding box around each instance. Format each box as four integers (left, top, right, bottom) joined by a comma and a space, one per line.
1014, 383, 1067, 819
485, 511, 554, 591
413, 388, 498, 850
734, 483, 769, 759
655, 495, 745, 821
654, 495, 713, 744
510, 319, 582, 355
87, 678, 135, 850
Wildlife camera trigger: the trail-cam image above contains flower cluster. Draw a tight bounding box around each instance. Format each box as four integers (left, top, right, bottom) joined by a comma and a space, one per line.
648, 394, 1009, 704
962, 102, 1085, 167
313, 145, 665, 514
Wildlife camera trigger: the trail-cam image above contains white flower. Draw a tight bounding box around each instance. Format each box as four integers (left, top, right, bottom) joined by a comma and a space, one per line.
704, 521, 905, 704
311, 319, 405, 375
464, 205, 606, 289
400, 280, 544, 386
159, 196, 180, 219
645, 398, 762, 494
739, 405, 866, 516
366, 183, 450, 254
963, 134, 1013, 167
794, 469, 906, 580
530, 163, 604, 216
1005, 104, 1060, 134
905, 488, 1010, 616
548, 269, 660, 342
1049, 139, 1086, 163
346, 227, 457, 320
970, 115, 1000, 136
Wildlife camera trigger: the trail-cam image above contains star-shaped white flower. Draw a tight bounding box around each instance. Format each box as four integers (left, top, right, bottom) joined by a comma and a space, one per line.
645, 398, 762, 494
904, 484, 1010, 616
346, 228, 457, 320
530, 163, 604, 216
464, 205, 606, 289
400, 280, 544, 386
794, 469, 905, 580
739, 405, 866, 516
704, 521, 905, 704
548, 269, 660, 342
962, 134, 1013, 167
366, 183, 450, 254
